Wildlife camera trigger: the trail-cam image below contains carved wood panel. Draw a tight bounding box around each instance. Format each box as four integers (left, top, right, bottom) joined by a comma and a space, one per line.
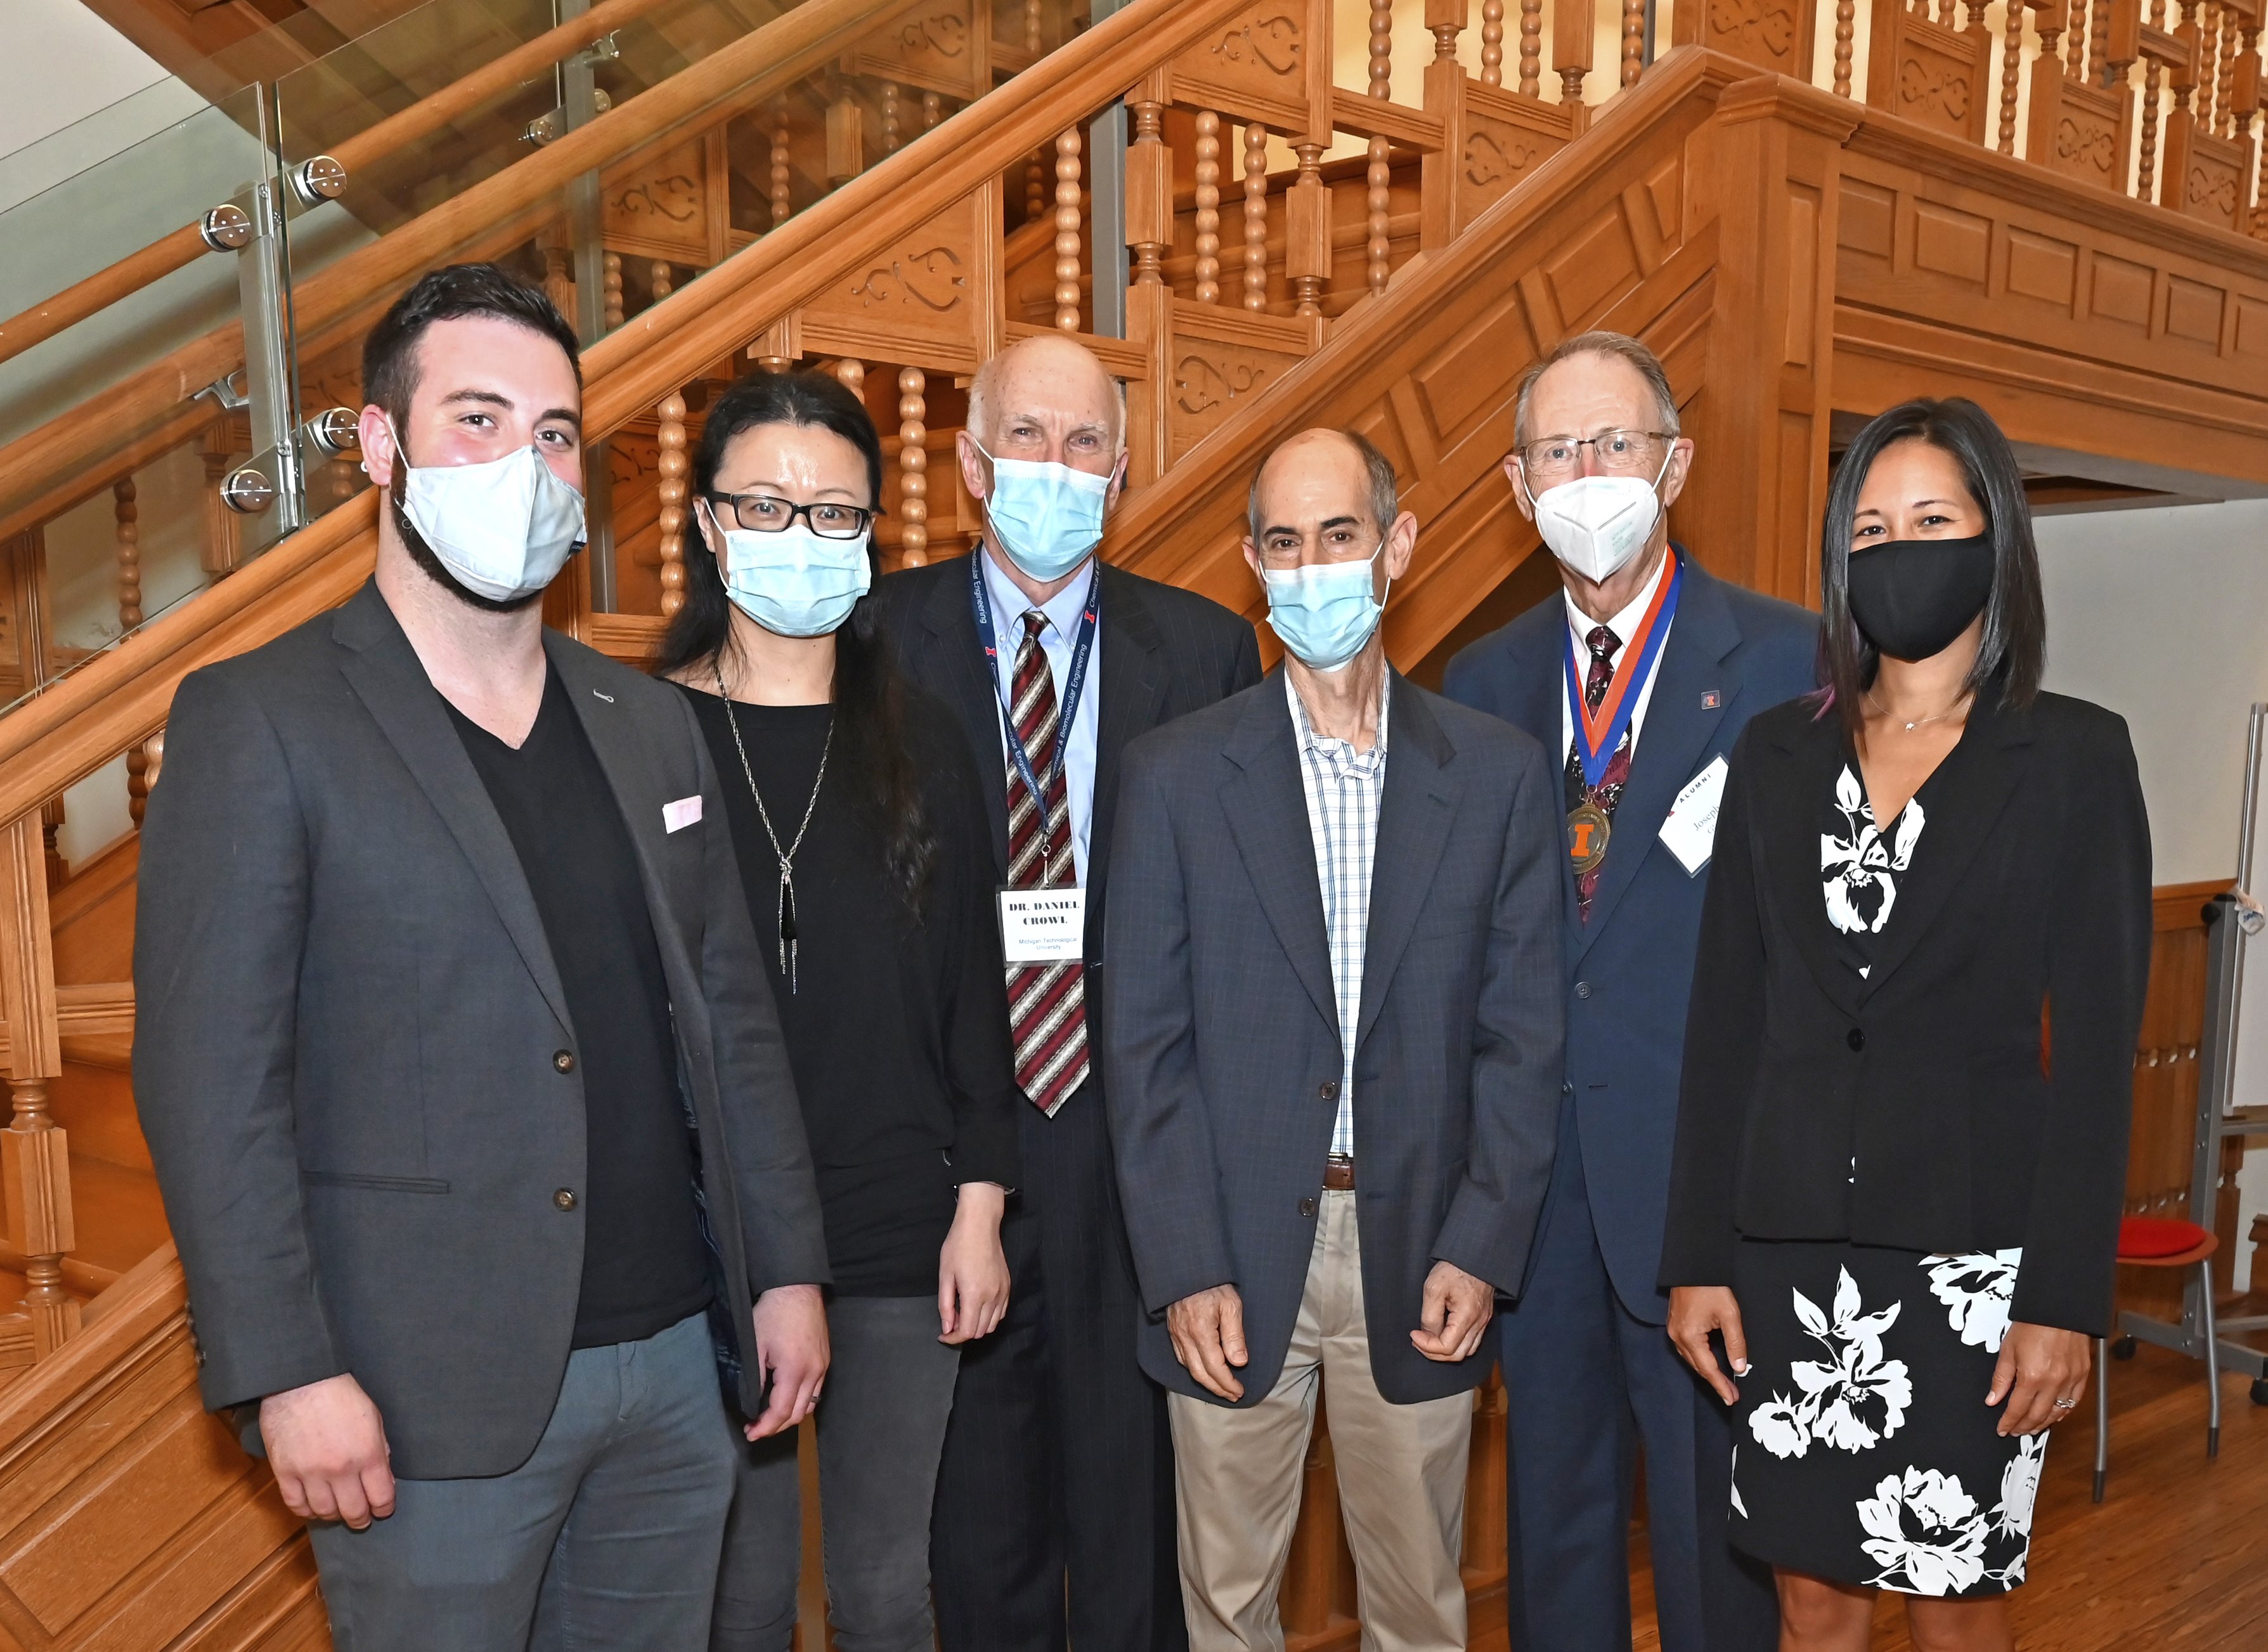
2181, 130, 2258, 233
1672, 0, 1818, 81
1868, 6, 1993, 147
2033, 74, 2136, 195
798, 182, 1002, 374
602, 138, 713, 264
1451, 85, 1576, 235
848, 0, 994, 102
1161, 0, 1332, 140
1164, 303, 1315, 463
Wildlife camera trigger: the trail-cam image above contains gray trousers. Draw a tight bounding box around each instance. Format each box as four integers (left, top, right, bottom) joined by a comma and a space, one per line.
714, 1294, 962, 1652
309, 1310, 735, 1651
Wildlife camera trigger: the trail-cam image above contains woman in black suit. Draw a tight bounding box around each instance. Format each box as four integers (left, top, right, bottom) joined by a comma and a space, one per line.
1661, 398, 2152, 1651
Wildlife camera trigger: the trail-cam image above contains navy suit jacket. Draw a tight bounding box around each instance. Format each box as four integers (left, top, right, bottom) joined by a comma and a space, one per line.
1442, 556, 1817, 1323
1104, 670, 1566, 1406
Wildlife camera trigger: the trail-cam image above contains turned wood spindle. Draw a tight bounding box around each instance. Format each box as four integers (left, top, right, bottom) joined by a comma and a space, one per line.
1622, 0, 1646, 86
771, 101, 793, 228
2216, 7, 2238, 136
1244, 122, 1271, 312
1517, 1, 1541, 96
1028, 0, 1044, 51
603, 252, 625, 330
2068, 0, 2091, 77
651, 261, 673, 306
1366, 0, 1394, 297
2090, 0, 2113, 79
542, 244, 574, 322
1997, 4, 2024, 148
113, 478, 140, 635
1053, 125, 1084, 332
2139, 54, 2166, 197
1131, 101, 1168, 287
1481, 1, 1505, 88
657, 391, 689, 618
832, 358, 866, 397
923, 91, 942, 131
882, 82, 902, 155
1290, 141, 1328, 317
1195, 111, 1223, 303
6, 1071, 79, 1359
1834, 1, 1857, 98
1028, 152, 1048, 224
898, 367, 930, 569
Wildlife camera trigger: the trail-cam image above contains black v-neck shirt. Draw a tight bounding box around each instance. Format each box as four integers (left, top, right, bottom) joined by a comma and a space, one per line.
679, 682, 1020, 1296
449, 668, 711, 1348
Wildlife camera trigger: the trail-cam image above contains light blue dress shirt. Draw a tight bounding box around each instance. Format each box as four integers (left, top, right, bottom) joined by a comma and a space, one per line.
978, 545, 1101, 885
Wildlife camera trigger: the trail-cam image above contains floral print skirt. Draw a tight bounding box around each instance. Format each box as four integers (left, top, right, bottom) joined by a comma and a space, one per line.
1728, 1239, 2044, 1597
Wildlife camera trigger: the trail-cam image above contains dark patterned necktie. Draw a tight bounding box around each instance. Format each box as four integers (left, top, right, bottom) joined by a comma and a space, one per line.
1565, 623, 1632, 923
1005, 611, 1088, 1114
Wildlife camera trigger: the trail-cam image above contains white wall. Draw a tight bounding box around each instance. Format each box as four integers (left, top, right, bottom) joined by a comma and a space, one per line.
2036, 498, 2268, 1286
0, 0, 174, 162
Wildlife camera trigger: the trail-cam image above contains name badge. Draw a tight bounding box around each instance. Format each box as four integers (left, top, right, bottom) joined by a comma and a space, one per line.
663, 795, 703, 833
999, 887, 1087, 965
1657, 754, 1730, 876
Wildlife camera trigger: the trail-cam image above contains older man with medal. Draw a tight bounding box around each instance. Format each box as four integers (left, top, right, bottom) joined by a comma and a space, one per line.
1444, 333, 1819, 1652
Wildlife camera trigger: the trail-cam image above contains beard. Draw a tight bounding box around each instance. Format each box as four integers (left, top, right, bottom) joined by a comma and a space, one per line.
387, 462, 547, 615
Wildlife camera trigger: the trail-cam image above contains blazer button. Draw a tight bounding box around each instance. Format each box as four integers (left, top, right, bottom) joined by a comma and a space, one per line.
1846, 1027, 1865, 1053
554, 1050, 575, 1073
554, 1188, 578, 1211
1319, 1079, 1338, 1103
1574, 981, 1592, 999
1299, 1197, 1318, 1218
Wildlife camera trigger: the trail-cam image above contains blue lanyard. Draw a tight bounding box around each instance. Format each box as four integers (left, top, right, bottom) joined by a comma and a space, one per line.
1564, 548, 1683, 790
970, 553, 1100, 809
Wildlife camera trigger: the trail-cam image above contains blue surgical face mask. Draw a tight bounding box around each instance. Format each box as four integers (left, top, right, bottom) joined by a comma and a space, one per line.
711, 512, 872, 638
1261, 547, 1387, 672
975, 443, 1115, 582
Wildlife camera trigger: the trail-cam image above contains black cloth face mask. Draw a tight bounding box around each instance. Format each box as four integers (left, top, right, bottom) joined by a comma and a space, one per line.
1845, 534, 1995, 663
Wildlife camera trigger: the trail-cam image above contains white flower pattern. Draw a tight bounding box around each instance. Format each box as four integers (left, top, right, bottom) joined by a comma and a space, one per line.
1748, 1268, 1910, 1458
1822, 764, 1925, 935
1858, 1468, 1990, 1596
1923, 1249, 2023, 1353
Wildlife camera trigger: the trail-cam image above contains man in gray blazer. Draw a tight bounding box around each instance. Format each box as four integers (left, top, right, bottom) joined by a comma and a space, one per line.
133, 264, 830, 1650
1104, 429, 1565, 1651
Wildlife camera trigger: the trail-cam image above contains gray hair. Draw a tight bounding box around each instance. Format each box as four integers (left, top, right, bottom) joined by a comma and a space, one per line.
1247, 429, 1399, 543
967, 342, 1129, 456
1512, 330, 1680, 450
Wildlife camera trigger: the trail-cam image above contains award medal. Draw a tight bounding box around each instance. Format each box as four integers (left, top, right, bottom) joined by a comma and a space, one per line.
1564, 548, 1683, 873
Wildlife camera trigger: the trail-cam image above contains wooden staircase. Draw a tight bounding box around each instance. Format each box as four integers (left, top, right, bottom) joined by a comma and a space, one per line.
0, 0, 2263, 1645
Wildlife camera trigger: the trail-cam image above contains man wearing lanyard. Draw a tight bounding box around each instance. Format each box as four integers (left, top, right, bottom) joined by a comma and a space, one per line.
1444, 334, 1817, 1652
872, 332, 1262, 1652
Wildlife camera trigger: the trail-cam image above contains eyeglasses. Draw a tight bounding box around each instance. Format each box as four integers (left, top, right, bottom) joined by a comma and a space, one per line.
703, 493, 878, 538
1515, 430, 1674, 488
1255, 532, 1384, 573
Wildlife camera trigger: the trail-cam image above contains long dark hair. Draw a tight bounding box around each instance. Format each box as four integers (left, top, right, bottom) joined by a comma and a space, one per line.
654, 370, 935, 911
1818, 396, 2045, 744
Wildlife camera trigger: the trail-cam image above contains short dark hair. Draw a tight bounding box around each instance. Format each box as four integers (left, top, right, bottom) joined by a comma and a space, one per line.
1247, 428, 1399, 542
361, 263, 581, 434
1818, 396, 2045, 742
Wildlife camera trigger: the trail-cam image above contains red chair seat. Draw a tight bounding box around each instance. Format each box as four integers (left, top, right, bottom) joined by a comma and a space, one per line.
2117, 1216, 2214, 1260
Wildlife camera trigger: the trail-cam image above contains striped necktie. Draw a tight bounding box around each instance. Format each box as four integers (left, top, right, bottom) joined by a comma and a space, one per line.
1005, 611, 1088, 1114
1565, 623, 1633, 922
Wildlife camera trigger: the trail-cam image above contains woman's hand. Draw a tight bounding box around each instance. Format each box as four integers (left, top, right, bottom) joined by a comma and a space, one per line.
938, 1182, 1010, 1345
1988, 1322, 2090, 1436
1668, 1285, 1751, 1407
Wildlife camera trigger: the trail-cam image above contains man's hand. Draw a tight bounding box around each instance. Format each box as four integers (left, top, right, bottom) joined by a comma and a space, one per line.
1668, 1285, 1750, 1406
938, 1182, 1010, 1345
1167, 1284, 1248, 1401
746, 1284, 829, 1441
1988, 1322, 2091, 1436
260, 1372, 394, 1530
1411, 1261, 1494, 1362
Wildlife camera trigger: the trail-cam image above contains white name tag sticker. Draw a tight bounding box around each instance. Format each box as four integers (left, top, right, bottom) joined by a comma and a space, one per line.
999, 887, 1087, 965
663, 795, 703, 833
1657, 754, 1730, 877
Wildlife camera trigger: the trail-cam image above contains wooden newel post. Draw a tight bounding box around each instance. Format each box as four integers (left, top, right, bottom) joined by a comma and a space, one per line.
1125, 87, 1174, 483
1286, 142, 1330, 316
1555, 0, 1597, 124
0, 814, 75, 1359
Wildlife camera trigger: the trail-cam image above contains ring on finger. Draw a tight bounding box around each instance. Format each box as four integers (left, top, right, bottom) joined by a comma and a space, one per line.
2051, 1396, 2078, 1411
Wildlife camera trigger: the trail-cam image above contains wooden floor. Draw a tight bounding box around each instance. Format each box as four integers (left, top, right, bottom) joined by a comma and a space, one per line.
1472, 1335, 2268, 1650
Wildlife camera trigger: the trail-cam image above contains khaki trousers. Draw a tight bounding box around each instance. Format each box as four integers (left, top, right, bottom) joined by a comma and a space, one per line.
1168, 1191, 1472, 1652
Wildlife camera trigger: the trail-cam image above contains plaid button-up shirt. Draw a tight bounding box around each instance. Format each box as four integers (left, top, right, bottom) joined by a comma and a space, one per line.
1287, 670, 1390, 1158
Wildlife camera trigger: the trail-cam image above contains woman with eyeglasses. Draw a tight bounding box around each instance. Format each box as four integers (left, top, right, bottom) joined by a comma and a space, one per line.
1660, 398, 2151, 1651
654, 370, 1017, 1652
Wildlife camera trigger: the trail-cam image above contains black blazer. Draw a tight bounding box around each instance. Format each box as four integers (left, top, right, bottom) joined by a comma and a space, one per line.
1658, 687, 2152, 1336
870, 554, 1263, 974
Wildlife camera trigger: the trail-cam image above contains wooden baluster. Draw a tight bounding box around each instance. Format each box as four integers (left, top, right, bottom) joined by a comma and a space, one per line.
1367, 0, 1394, 297
2092, 0, 2113, 78
1053, 126, 1084, 332
897, 368, 930, 569
651, 261, 674, 306
1999, 3, 2026, 147
1130, 100, 1169, 290
1288, 141, 1329, 316
1195, 111, 1223, 303
826, 81, 865, 186
2196, 3, 2218, 131
1518, 1, 1544, 95
1826, 0, 1854, 97
2217, 4, 2238, 134
1244, 121, 1271, 312
1622, 0, 1646, 86
771, 101, 793, 228
1027, 0, 1044, 53
199, 424, 241, 579
541, 242, 574, 321
1, 814, 75, 1360
602, 252, 625, 329
1023, 1, 1049, 223
2070, 0, 2092, 76
882, 82, 902, 155
1557, 0, 1595, 108
923, 91, 942, 131
2240, 23, 2264, 236
113, 478, 140, 637
140, 731, 165, 800
2140, 3, 2167, 198
657, 391, 689, 618
1482, 1, 1506, 89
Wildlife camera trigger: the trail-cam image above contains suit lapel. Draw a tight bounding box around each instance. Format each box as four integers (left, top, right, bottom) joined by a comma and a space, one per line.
331, 584, 573, 1034
1221, 673, 1338, 1037
1761, 712, 1865, 1019
1090, 564, 1169, 897
1575, 564, 1740, 958
1355, 677, 1458, 1051
918, 562, 1012, 880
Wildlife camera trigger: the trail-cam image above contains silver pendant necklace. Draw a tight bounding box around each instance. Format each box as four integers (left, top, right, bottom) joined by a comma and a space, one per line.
1865, 689, 1967, 733
714, 661, 832, 993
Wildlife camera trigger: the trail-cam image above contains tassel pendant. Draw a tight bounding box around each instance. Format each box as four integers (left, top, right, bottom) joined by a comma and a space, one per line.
777, 870, 800, 994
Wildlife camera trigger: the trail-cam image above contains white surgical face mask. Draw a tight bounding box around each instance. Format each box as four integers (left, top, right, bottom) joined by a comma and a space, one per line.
715, 516, 872, 639
394, 423, 586, 603
1526, 444, 1673, 585
975, 443, 1115, 583
1261, 547, 1387, 673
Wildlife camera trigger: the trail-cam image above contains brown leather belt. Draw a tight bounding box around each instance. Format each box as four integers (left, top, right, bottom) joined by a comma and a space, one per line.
1323, 1154, 1356, 1191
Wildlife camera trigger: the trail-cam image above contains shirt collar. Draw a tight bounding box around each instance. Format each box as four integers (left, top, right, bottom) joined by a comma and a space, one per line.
1563, 542, 1671, 659
1286, 668, 1391, 770
980, 541, 1096, 644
